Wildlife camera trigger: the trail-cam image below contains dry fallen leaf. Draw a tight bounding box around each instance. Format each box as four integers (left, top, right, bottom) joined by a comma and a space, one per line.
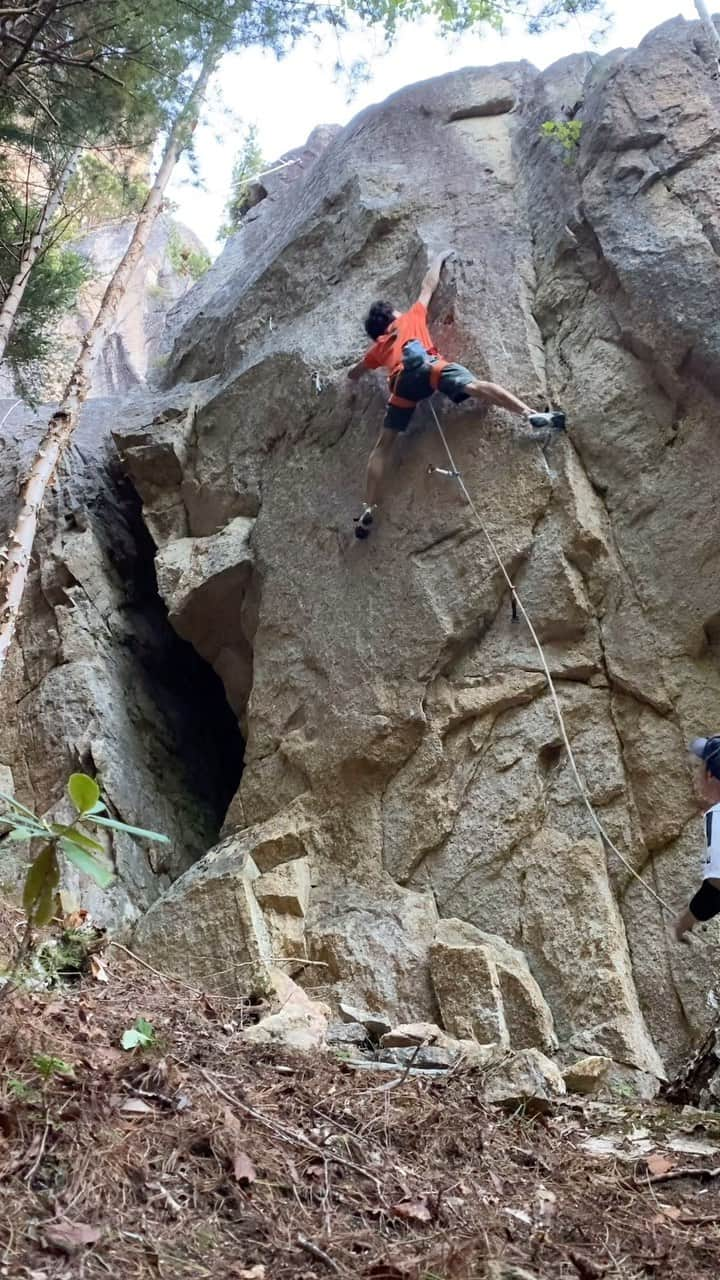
232, 1151, 257, 1185
89, 954, 109, 983
668, 1136, 720, 1157
645, 1153, 674, 1177
42, 1220, 101, 1254
503, 1207, 533, 1227
119, 1098, 152, 1115
580, 1136, 620, 1158
390, 1196, 434, 1224
231, 1268, 266, 1279
652, 1205, 683, 1226
534, 1186, 557, 1222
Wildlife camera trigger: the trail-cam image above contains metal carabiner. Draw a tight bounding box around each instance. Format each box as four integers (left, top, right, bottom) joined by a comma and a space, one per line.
427, 463, 460, 479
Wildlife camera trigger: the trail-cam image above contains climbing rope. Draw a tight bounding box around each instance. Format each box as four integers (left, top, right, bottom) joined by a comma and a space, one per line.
427, 400, 675, 918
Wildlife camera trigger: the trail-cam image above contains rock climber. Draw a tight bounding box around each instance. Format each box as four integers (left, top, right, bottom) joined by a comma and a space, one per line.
347, 249, 566, 539
674, 736, 720, 942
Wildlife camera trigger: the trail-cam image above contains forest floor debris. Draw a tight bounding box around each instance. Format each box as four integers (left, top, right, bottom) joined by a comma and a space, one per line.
1, 907, 720, 1278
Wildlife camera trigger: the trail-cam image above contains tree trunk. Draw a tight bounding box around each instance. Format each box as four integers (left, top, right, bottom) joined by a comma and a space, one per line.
0, 0, 60, 88
695, 0, 720, 59
0, 44, 219, 681
0, 147, 79, 365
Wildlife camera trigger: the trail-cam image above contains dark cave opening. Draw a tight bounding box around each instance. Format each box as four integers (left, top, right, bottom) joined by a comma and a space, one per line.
105, 467, 244, 832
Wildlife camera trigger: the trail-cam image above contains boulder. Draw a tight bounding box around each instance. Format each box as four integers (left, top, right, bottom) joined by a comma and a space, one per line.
338, 1004, 392, 1041
480, 1048, 566, 1111
431, 919, 556, 1052
431, 924, 508, 1045
380, 1021, 492, 1066
327, 1021, 370, 1047
381, 1045, 457, 1071
241, 969, 330, 1051
306, 875, 440, 1027
131, 828, 286, 994
563, 1055, 614, 1096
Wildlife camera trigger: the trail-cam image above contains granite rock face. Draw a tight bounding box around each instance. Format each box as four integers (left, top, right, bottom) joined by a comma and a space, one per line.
121, 17, 720, 1072
5, 16, 720, 1073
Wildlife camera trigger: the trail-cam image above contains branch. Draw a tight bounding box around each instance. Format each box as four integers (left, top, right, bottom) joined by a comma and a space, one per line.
12, 75, 62, 129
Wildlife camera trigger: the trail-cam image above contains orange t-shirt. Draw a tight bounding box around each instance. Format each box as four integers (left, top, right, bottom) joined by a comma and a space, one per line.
362, 300, 438, 378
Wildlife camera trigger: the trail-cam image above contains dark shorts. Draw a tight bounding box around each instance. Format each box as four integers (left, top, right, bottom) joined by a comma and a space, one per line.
383, 361, 476, 432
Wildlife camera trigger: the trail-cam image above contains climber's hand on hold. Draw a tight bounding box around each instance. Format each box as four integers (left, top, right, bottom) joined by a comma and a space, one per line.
347, 362, 365, 383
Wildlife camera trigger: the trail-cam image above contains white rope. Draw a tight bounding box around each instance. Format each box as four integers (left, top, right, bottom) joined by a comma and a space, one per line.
427, 400, 674, 917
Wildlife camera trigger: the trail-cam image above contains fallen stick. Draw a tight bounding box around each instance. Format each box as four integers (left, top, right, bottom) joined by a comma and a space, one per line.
297, 1233, 341, 1273
641, 1165, 720, 1186
199, 1068, 383, 1194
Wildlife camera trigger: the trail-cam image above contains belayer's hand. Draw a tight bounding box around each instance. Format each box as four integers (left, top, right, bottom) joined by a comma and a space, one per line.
673, 909, 695, 943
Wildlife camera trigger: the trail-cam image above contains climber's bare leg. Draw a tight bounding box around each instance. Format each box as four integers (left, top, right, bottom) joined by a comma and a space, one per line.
354, 428, 397, 538
466, 380, 532, 417
464, 380, 566, 432
364, 428, 396, 508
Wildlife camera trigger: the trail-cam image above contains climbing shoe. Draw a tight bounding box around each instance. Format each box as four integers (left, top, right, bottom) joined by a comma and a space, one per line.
528, 410, 566, 432
354, 505, 376, 539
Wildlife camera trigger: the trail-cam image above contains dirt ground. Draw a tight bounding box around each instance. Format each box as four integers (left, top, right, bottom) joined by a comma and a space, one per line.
1, 911, 720, 1280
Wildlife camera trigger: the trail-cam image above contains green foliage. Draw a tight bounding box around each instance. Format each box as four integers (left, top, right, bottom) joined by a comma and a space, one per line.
527, 0, 607, 35
64, 155, 150, 234
32, 1053, 74, 1081
221, 124, 265, 238
121, 1018, 156, 1051
541, 119, 583, 163
7, 1078, 37, 1102
0, 172, 91, 400
167, 226, 211, 281
348, 0, 504, 38
0, 774, 169, 931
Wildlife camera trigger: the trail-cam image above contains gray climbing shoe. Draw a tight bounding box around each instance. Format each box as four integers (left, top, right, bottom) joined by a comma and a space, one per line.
528, 410, 566, 432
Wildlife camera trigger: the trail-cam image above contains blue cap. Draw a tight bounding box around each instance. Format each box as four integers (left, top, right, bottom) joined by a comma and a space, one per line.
690, 736, 720, 781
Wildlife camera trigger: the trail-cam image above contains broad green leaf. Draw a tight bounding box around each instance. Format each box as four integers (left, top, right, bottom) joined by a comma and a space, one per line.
68, 773, 101, 816
87, 814, 169, 844
121, 1018, 155, 1051
23, 845, 59, 921
51, 824, 105, 853
33, 883, 56, 927
59, 839, 114, 889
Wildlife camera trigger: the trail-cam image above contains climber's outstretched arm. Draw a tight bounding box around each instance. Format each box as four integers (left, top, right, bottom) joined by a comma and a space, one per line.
348, 361, 366, 382
675, 876, 720, 942
419, 249, 453, 308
